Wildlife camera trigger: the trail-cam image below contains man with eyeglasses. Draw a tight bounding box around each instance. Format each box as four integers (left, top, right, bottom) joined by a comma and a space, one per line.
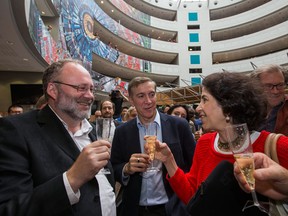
0, 59, 115, 216
251, 64, 288, 135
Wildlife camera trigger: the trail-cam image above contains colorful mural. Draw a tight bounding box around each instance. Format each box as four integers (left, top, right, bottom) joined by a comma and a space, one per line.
28, 0, 152, 94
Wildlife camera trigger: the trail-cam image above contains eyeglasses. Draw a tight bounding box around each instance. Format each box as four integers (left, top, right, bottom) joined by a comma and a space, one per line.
53, 81, 95, 94
262, 83, 287, 90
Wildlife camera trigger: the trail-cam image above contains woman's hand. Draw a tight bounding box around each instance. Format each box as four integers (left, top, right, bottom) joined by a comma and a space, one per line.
145, 139, 178, 177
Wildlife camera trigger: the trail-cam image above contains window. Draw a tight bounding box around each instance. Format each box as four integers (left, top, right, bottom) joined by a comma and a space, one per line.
188, 46, 201, 51
189, 69, 202, 74
191, 77, 202, 86
189, 33, 199, 42
188, 12, 198, 21
187, 25, 200, 30
190, 55, 200, 64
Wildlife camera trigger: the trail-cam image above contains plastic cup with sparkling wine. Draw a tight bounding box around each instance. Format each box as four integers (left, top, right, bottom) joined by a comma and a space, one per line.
225, 123, 270, 215
145, 122, 159, 172
95, 118, 112, 175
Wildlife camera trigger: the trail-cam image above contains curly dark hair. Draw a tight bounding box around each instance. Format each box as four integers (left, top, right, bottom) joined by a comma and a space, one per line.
202, 72, 267, 131
167, 104, 190, 122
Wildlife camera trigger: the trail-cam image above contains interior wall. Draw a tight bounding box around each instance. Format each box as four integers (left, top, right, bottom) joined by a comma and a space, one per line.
0, 71, 42, 114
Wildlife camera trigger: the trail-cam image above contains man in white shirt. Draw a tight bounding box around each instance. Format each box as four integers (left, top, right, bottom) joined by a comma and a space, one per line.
0, 59, 116, 216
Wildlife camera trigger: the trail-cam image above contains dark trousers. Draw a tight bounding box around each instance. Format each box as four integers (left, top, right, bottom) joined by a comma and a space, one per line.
138, 204, 166, 216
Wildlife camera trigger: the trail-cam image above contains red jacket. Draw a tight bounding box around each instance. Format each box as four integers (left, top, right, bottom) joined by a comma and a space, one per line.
167, 131, 288, 204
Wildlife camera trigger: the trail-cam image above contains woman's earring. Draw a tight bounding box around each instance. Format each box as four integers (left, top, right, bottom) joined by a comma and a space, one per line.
225, 116, 230, 123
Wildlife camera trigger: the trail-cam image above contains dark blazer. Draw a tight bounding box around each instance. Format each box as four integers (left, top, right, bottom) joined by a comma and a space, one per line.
0, 106, 114, 216
111, 112, 196, 216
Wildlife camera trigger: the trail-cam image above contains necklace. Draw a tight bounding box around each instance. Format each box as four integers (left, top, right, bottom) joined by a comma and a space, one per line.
217, 140, 230, 151
217, 134, 243, 151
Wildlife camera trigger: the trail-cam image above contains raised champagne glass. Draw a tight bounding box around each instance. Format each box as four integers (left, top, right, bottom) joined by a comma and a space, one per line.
95, 118, 112, 175
145, 122, 159, 172
225, 123, 270, 215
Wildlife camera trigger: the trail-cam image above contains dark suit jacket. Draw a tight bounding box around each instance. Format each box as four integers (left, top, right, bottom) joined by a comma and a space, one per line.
0, 106, 114, 216
111, 112, 195, 216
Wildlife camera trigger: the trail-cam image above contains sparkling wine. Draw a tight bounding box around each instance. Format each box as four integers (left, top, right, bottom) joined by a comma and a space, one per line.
146, 135, 156, 161
234, 154, 255, 190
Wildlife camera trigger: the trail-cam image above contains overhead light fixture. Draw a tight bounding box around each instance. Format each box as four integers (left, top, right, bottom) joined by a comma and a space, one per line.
23, 58, 29, 61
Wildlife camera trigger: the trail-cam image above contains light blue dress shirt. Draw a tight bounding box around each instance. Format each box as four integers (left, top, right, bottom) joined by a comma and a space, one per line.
136, 111, 169, 206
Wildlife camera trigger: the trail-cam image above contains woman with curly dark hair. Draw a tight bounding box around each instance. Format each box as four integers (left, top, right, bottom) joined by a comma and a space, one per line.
151, 72, 288, 215
167, 104, 190, 123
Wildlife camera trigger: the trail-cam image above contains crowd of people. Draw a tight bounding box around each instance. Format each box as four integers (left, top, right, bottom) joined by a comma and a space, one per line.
0, 59, 287, 216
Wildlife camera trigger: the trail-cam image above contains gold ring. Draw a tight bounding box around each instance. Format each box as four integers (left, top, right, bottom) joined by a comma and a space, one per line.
137, 158, 140, 163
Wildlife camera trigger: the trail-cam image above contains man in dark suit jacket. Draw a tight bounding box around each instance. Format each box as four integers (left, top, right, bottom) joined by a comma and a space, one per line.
111, 77, 195, 216
0, 59, 114, 216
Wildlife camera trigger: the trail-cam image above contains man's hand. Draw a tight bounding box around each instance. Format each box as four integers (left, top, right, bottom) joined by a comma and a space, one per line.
66, 140, 111, 192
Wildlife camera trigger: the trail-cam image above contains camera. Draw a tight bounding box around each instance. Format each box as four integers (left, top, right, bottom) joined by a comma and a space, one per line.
111, 90, 119, 97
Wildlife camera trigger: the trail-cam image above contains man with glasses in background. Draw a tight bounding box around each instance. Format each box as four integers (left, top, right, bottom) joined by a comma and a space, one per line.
251, 64, 288, 135
0, 59, 115, 216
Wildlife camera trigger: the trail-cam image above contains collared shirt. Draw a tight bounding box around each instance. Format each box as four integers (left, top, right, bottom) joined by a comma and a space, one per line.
136, 110, 169, 206
49, 106, 116, 216
258, 101, 283, 132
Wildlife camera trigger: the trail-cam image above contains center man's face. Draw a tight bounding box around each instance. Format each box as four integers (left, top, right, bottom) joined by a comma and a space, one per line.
129, 81, 157, 124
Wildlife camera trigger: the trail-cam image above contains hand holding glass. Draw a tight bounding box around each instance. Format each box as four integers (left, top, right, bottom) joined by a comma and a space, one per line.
225, 123, 270, 215
95, 118, 112, 174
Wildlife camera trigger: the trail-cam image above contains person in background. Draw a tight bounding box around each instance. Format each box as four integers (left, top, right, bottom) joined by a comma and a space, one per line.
163, 105, 170, 114
7, 104, 24, 115
167, 104, 190, 122
234, 152, 288, 200
88, 110, 102, 123
0, 59, 115, 216
111, 76, 195, 216
153, 72, 288, 215
116, 106, 128, 123
110, 90, 128, 119
94, 110, 102, 119
251, 64, 288, 135
188, 106, 196, 134
123, 106, 137, 122
193, 112, 202, 131
100, 100, 115, 119
193, 112, 203, 141
100, 100, 121, 141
